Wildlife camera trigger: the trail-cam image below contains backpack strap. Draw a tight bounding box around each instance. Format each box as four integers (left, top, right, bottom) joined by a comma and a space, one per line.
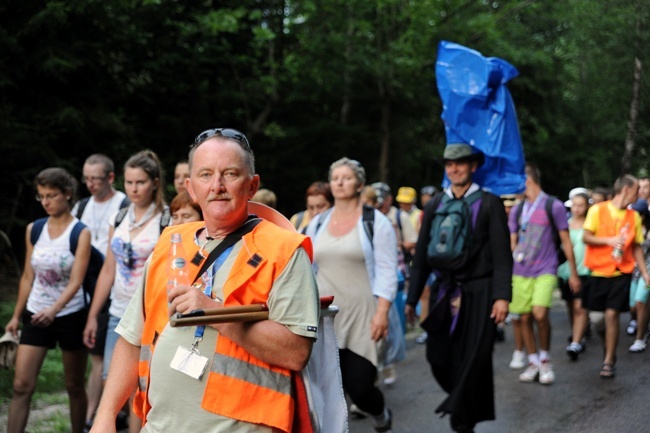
115, 206, 170, 234
294, 211, 305, 230
159, 207, 171, 233
514, 200, 524, 229
74, 198, 90, 220
314, 208, 333, 236
114, 207, 129, 229
119, 196, 131, 209
30, 218, 48, 245
362, 204, 375, 247
545, 195, 561, 246
430, 192, 445, 212
395, 208, 403, 233
69, 221, 85, 255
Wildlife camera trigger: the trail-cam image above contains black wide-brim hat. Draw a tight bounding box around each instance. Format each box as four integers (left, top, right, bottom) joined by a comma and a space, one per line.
442, 143, 485, 167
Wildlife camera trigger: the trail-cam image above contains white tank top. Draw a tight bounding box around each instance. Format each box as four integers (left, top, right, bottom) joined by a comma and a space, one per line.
27, 218, 86, 317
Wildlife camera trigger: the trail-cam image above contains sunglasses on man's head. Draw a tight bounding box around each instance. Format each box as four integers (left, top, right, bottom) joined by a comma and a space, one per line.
192, 128, 251, 151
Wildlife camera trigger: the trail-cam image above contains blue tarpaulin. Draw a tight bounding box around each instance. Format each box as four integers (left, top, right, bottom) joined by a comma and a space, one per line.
436, 40, 526, 195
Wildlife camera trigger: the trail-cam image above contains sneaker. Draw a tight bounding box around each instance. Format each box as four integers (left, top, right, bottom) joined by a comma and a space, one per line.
374, 408, 392, 432
629, 339, 647, 353
415, 331, 428, 344
566, 342, 583, 361
349, 403, 368, 419
627, 319, 638, 336
519, 363, 539, 382
382, 364, 397, 385
539, 360, 555, 385
509, 350, 526, 369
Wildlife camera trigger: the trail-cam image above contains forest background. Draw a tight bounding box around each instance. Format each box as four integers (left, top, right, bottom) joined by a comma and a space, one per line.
0, 0, 648, 262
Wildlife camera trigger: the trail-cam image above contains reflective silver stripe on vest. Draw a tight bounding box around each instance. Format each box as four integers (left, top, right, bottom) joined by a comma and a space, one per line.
138, 344, 152, 392
138, 376, 147, 392
211, 353, 291, 396
140, 344, 151, 362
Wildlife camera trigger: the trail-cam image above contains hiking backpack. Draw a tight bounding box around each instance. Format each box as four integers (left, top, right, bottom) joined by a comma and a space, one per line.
426, 190, 483, 271
30, 218, 105, 305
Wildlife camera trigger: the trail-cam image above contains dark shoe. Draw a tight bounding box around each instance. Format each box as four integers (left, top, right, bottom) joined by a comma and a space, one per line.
374, 408, 392, 432
495, 326, 505, 342
566, 342, 583, 361
116, 410, 129, 430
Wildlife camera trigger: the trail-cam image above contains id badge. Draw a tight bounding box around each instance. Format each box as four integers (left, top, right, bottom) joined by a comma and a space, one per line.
170, 346, 209, 380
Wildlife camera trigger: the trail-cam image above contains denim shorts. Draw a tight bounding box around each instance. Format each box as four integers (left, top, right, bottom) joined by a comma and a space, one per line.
102, 314, 122, 379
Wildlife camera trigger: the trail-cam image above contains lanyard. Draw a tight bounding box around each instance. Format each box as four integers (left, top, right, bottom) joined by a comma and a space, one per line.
193, 245, 234, 344
520, 193, 545, 230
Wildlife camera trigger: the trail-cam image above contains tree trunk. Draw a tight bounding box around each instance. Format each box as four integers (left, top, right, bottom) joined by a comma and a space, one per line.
379, 93, 391, 182
620, 16, 643, 174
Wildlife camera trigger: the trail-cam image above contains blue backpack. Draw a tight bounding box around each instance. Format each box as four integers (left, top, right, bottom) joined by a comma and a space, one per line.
427, 191, 483, 271
30, 218, 104, 306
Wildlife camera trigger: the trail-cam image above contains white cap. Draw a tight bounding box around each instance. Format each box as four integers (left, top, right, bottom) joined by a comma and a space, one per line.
564, 187, 589, 207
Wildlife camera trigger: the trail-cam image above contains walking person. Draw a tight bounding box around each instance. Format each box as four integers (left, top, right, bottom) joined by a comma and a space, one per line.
73, 153, 129, 430
509, 162, 581, 385
628, 198, 650, 353
90, 128, 324, 432
406, 143, 512, 433
583, 175, 650, 377
83, 150, 167, 432
626, 178, 650, 337
5, 168, 91, 433
307, 158, 397, 432
560, 192, 591, 360
289, 181, 334, 232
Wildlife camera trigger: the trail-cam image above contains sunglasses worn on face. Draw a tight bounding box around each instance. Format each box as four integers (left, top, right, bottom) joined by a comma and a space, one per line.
192, 128, 251, 152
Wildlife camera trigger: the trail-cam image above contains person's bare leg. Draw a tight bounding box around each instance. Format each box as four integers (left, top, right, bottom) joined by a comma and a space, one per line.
532, 306, 551, 351
635, 301, 649, 342
86, 354, 104, 425
7, 345, 48, 433
571, 299, 588, 344
604, 309, 619, 366
520, 313, 538, 355
62, 348, 89, 433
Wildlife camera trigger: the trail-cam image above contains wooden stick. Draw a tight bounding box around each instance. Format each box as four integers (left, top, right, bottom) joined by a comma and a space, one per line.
170, 311, 269, 327
169, 296, 336, 328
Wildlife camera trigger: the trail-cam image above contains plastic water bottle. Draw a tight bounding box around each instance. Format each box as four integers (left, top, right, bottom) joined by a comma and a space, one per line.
168, 233, 190, 293
611, 223, 629, 263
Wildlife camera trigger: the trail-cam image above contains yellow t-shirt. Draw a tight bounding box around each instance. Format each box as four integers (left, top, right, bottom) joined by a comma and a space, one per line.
583, 201, 643, 276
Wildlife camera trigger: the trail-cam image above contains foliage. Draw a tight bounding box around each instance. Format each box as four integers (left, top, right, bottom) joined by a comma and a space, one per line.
1, 0, 648, 258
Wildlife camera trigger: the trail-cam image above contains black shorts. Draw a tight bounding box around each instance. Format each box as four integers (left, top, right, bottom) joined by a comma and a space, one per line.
20, 308, 88, 351
584, 274, 631, 313
559, 275, 590, 302
89, 300, 110, 356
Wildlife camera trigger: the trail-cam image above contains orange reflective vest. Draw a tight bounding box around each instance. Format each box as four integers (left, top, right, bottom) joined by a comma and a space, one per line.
133, 220, 313, 432
584, 202, 636, 275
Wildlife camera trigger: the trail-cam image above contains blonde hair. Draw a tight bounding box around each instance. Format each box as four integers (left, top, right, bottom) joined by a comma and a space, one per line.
251, 188, 277, 208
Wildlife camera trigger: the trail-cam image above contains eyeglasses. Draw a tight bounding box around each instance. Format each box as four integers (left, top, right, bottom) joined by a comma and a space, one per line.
35, 192, 62, 202
192, 128, 251, 152
81, 175, 108, 184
